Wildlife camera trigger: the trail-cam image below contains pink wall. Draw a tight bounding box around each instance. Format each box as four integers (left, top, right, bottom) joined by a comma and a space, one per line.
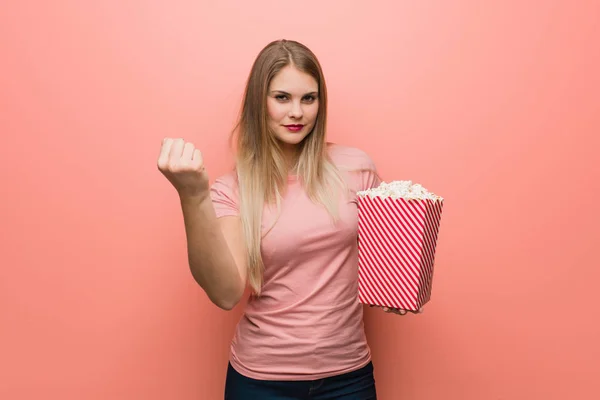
1, 1, 599, 399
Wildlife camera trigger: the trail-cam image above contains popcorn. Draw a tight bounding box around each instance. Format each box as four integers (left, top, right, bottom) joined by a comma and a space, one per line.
357, 180, 443, 201
357, 180, 445, 312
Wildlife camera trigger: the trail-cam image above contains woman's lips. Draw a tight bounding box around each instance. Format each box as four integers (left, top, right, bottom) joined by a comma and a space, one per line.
284, 124, 304, 132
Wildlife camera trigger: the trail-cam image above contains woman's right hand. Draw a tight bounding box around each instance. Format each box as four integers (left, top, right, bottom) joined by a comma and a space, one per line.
157, 138, 210, 200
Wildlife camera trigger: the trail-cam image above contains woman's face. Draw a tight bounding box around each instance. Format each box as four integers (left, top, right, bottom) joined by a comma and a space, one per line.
266, 65, 319, 154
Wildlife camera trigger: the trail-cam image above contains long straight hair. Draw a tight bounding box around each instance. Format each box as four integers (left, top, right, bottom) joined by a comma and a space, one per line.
230, 39, 347, 296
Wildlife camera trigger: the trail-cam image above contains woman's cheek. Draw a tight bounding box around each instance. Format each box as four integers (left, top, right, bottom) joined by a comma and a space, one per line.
267, 100, 284, 121
308, 104, 319, 123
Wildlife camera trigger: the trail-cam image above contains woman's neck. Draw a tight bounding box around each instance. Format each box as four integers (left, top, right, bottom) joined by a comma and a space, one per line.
281, 144, 299, 174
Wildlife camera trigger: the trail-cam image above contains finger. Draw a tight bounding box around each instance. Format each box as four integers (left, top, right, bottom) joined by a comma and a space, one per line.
169, 138, 185, 163
182, 142, 195, 162
158, 138, 173, 168
192, 149, 203, 169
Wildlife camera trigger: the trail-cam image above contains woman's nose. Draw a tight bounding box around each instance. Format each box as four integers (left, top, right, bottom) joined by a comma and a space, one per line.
288, 101, 303, 119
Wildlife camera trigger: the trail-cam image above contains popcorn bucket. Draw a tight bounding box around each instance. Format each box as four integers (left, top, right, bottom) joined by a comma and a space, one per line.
357, 181, 444, 312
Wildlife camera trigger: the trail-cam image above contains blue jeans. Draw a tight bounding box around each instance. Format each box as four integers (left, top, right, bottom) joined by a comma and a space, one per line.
224, 361, 377, 399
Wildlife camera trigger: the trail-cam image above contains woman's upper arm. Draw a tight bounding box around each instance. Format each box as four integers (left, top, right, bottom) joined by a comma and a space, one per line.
209, 174, 247, 286
216, 215, 248, 287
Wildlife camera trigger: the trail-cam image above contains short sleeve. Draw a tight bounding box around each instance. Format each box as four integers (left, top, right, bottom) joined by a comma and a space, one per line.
209, 173, 239, 218
359, 152, 382, 191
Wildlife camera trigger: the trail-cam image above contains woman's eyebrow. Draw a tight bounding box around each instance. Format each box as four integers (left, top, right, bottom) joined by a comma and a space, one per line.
270, 90, 319, 96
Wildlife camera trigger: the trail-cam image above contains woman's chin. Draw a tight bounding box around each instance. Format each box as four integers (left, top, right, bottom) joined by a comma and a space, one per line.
277, 133, 309, 146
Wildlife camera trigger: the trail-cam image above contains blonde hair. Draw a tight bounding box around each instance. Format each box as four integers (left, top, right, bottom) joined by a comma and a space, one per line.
230, 39, 349, 296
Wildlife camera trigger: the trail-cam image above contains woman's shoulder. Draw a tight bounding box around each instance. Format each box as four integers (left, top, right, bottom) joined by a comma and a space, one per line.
213, 169, 237, 183
211, 168, 239, 193
326, 142, 376, 168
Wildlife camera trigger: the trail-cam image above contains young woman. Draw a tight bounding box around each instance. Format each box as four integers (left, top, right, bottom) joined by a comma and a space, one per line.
157, 39, 409, 399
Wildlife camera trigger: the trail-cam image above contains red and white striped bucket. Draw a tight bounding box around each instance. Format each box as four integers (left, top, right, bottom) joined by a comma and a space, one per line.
357, 195, 444, 311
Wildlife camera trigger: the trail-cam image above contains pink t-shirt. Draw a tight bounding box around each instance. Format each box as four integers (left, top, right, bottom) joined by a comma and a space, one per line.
209, 143, 381, 381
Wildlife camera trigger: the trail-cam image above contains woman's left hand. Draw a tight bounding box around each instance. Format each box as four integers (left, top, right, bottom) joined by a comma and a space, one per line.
384, 307, 422, 315
371, 305, 423, 315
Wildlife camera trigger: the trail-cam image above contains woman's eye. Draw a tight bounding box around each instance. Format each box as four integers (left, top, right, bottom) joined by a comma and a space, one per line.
303, 95, 316, 102
275, 95, 288, 101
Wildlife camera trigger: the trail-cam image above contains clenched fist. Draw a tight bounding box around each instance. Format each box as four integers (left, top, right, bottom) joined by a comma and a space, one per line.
157, 138, 209, 199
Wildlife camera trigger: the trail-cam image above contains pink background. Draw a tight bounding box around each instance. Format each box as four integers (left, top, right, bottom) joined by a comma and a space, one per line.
1, 1, 599, 399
